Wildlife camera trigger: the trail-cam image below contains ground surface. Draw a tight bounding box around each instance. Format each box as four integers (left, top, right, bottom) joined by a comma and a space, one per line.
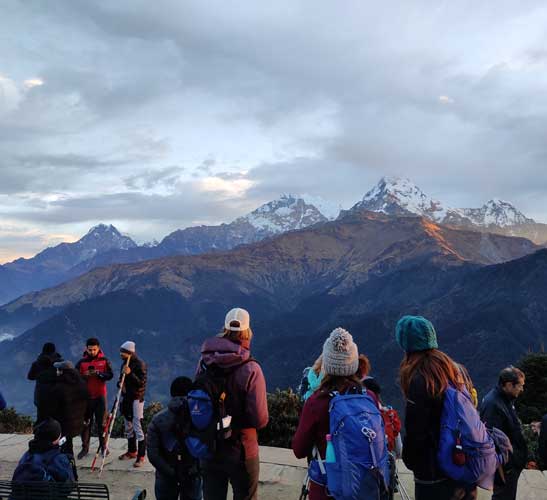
1, 434, 546, 499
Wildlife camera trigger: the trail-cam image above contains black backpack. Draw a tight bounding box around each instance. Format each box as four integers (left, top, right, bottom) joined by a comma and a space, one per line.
185, 358, 256, 459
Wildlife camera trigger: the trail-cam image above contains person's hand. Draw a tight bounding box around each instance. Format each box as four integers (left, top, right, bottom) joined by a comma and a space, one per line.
123, 366, 131, 375
531, 421, 541, 434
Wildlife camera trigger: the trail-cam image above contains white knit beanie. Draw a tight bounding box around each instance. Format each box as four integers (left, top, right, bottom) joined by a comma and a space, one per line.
322, 327, 359, 376
120, 340, 136, 353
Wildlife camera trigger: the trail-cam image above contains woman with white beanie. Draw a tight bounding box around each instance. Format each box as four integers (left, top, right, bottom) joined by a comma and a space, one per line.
292, 327, 364, 500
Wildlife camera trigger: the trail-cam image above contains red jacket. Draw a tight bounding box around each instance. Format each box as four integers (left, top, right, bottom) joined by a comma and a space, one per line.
76, 350, 113, 399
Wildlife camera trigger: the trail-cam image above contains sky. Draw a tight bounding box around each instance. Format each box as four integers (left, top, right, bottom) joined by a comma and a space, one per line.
2, 1, 547, 263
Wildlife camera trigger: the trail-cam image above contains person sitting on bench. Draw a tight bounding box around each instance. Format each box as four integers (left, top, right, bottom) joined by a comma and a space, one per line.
12, 418, 76, 483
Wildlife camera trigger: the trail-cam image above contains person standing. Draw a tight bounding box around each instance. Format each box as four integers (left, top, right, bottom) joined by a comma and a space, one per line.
75, 337, 114, 459
198, 307, 268, 500
117, 341, 148, 467
147, 376, 202, 500
36, 360, 88, 458
396, 315, 477, 500
480, 366, 528, 500
292, 328, 382, 500
27, 342, 63, 408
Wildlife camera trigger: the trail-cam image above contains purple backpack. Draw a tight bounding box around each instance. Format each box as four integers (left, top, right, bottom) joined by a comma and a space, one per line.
437, 386, 498, 490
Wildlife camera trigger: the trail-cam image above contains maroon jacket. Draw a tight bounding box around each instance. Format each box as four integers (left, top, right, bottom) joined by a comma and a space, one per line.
292, 382, 377, 500
199, 336, 269, 460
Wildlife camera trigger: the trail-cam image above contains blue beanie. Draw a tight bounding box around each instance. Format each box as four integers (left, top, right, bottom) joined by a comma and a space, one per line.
395, 315, 438, 353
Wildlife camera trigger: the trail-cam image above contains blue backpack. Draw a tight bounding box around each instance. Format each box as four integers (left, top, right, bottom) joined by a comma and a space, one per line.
12, 452, 55, 482
437, 386, 498, 490
309, 390, 390, 500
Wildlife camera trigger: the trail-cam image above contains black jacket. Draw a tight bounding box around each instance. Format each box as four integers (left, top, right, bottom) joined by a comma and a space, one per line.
119, 355, 147, 402
27, 352, 63, 381
480, 386, 528, 472
28, 352, 63, 405
538, 414, 547, 470
36, 368, 88, 438
147, 396, 198, 479
402, 372, 446, 482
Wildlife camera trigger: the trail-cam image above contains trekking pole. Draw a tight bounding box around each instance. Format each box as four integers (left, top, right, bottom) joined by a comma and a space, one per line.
298, 472, 309, 500
90, 398, 117, 471
97, 355, 131, 477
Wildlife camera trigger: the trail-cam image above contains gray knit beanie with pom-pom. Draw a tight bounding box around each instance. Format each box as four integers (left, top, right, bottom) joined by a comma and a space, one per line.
322, 327, 359, 376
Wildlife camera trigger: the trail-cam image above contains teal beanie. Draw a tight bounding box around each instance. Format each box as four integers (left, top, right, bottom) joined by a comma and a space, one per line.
395, 315, 438, 353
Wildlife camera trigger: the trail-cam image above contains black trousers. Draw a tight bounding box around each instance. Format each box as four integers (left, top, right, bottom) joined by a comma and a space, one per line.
155, 472, 202, 500
414, 479, 477, 500
81, 396, 107, 450
492, 469, 521, 500
202, 457, 259, 500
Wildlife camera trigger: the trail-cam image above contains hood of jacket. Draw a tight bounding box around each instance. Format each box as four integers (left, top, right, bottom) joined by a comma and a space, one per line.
201, 336, 250, 369
167, 396, 186, 415
36, 352, 62, 368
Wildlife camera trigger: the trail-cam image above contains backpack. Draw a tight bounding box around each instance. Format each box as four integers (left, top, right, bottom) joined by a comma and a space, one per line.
381, 406, 401, 453
184, 358, 255, 459
310, 389, 390, 500
12, 452, 55, 482
437, 386, 498, 490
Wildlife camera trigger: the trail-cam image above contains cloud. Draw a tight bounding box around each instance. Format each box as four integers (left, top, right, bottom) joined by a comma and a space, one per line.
1, 1, 547, 259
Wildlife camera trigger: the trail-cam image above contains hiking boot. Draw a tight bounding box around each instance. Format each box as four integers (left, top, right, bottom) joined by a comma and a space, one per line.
119, 451, 138, 460
77, 448, 89, 460
133, 456, 146, 468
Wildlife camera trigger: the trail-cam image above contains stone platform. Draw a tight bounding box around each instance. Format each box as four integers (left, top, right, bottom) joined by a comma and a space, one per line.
1, 434, 546, 499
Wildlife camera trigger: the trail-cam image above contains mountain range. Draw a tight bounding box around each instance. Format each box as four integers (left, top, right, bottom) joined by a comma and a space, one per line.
0, 208, 544, 412
2, 178, 546, 308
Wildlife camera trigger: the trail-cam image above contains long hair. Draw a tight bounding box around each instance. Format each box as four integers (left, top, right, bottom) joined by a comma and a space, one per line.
399, 349, 462, 399
320, 373, 362, 393
312, 355, 323, 375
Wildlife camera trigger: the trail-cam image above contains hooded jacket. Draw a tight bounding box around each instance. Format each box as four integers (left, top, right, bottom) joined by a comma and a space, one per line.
28, 352, 63, 405
14, 438, 75, 482
147, 396, 199, 479
480, 386, 528, 472
36, 368, 88, 437
76, 349, 113, 399
198, 336, 268, 460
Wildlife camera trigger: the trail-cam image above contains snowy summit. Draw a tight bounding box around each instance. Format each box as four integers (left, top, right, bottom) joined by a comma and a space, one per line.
237, 194, 338, 234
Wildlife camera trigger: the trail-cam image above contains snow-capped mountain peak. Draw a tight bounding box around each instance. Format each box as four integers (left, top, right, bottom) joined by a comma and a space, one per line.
236, 194, 334, 234
349, 176, 447, 221
459, 199, 534, 227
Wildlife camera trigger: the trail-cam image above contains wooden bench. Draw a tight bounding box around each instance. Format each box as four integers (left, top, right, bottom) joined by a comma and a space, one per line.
0, 481, 146, 500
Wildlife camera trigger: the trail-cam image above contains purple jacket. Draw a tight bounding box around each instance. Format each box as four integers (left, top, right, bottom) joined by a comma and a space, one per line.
199, 336, 269, 459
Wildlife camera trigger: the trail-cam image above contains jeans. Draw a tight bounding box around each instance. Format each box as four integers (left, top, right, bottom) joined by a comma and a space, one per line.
124, 399, 145, 441
492, 469, 521, 500
414, 479, 477, 500
81, 396, 106, 450
202, 457, 259, 500
155, 472, 202, 500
